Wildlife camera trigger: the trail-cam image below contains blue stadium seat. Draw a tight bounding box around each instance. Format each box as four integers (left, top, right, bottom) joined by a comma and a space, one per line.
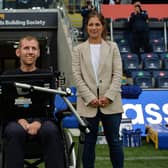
113, 31, 126, 42
54, 86, 79, 128
148, 17, 160, 22
153, 70, 168, 88
131, 70, 153, 88
119, 44, 131, 53
122, 53, 140, 71
153, 44, 165, 54
117, 39, 129, 47
160, 53, 168, 70
141, 53, 161, 70
151, 39, 165, 53
113, 18, 128, 30
163, 58, 168, 70
150, 30, 164, 42
114, 18, 128, 23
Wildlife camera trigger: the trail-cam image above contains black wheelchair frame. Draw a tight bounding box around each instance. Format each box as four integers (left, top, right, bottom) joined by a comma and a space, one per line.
0, 83, 89, 168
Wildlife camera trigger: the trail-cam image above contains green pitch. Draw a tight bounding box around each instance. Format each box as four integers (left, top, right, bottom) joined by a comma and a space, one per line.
38, 137, 168, 168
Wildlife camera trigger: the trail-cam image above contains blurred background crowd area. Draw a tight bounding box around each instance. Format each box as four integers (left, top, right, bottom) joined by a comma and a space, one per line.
0, 0, 168, 89
62, 0, 168, 14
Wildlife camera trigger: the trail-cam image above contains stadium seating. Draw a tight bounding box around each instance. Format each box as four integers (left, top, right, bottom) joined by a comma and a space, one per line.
113, 18, 128, 29
113, 28, 130, 45
151, 38, 165, 53
162, 57, 168, 70
160, 53, 168, 70
153, 70, 168, 88
131, 70, 153, 88
112, 19, 167, 88
117, 38, 131, 53
148, 17, 160, 22
119, 44, 131, 53
114, 30, 131, 54
117, 38, 129, 46
121, 53, 140, 72
153, 43, 165, 54
140, 53, 161, 70
150, 30, 164, 41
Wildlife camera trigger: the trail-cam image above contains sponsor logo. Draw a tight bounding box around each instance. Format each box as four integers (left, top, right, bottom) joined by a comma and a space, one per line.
123, 103, 168, 125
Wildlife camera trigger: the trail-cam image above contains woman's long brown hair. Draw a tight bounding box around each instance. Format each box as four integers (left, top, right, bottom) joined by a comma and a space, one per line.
85, 11, 107, 40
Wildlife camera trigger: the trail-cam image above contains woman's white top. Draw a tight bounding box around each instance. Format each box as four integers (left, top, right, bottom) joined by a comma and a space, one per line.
90, 44, 101, 87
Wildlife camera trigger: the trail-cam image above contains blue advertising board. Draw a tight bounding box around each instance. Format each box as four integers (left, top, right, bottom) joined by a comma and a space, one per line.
122, 89, 168, 135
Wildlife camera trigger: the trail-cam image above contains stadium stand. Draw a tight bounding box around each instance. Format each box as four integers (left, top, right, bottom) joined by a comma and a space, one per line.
138, 0, 168, 4
101, 4, 168, 88
152, 70, 168, 88
113, 17, 129, 29
160, 52, 168, 70
119, 44, 131, 53
140, 53, 161, 70
121, 53, 140, 74
131, 70, 153, 88
152, 41, 165, 54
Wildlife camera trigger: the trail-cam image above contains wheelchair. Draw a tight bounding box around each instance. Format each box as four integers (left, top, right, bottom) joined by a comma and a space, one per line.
0, 85, 88, 168
0, 121, 79, 168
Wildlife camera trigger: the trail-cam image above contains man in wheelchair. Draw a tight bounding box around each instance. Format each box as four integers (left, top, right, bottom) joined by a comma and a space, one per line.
1, 35, 65, 168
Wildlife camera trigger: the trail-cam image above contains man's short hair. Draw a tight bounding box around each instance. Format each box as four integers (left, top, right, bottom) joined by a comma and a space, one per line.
18, 35, 39, 48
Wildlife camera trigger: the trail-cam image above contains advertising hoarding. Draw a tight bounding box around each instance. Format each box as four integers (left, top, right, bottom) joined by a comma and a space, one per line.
122, 90, 168, 135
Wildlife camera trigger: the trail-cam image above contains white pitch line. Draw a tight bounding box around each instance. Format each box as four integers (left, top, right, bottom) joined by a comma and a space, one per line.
96, 156, 168, 161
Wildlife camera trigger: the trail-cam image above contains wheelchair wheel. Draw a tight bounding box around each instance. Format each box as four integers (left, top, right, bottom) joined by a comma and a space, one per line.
63, 130, 76, 168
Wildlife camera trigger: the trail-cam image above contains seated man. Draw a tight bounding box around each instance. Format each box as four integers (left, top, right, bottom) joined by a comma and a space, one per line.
3, 35, 65, 168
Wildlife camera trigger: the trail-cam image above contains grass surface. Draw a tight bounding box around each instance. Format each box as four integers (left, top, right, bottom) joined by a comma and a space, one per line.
95, 138, 168, 168
38, 137, 168, 168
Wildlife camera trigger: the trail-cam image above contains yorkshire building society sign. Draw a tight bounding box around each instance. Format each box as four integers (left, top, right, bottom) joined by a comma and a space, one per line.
0, 10, 58, 29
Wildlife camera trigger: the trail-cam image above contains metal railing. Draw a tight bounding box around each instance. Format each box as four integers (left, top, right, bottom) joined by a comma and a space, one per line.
56, 0, 79, 46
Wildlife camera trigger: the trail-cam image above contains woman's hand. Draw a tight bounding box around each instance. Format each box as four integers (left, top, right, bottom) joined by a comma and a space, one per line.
89, 98, 99, 108
99, 97, 112, 107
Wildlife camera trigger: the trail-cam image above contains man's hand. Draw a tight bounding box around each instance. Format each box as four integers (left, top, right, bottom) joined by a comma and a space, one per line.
17, 119, 41, 135
27, 121, 42, 135
17, 119, 29, 131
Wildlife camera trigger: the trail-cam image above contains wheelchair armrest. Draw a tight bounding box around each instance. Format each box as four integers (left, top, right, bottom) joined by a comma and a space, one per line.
55, 102, 76, 120
55, 109, 73, 120
55, 108, 79, 129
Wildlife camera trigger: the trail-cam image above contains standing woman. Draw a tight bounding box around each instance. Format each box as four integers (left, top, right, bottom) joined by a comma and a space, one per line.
72, 11, 124, 168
